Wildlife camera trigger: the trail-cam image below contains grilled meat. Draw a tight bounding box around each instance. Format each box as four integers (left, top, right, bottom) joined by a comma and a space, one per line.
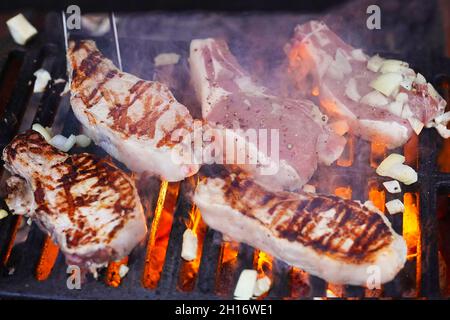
68, 40, 199, 182
194, 168, 407, 285
286, 20, 447, 148
189, 38, 346, 191
2, 130, 147, 274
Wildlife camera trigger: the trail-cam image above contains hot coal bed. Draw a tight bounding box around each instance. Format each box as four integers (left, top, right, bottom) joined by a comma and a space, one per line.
0, 0, 449, 299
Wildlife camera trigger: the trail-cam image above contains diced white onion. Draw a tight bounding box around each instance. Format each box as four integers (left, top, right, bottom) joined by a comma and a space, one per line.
345, 78, 361, 102
326, 63, 344, 80
75, 134, 91, 148
303, 184, 316, 193
60, 82, 70, 96
408, 117, 424, 135
33, 69, 51, 93
435, 124, 450, 139
367, 54, 385, 72
53, 78, 66, 84
154, 53, 180, 67
376, 153, 405, 176
32, 123, 52, 142
370, 72, 403, 97
6, 14, 37, 45
415, 73, 426, 84
400, 76, 414, 90
351, 49, 367, 62
376, 153, 417, 185
253, 276, 271, 297
427, 83, 441, 101
0, 209, 8, 220
379, 59, 409, 74
395, 92, 409, 104
50, 134, 76, 152
434, 112, 450, 125
181, 229, 198, 261
360, 90, 389, 107
234, 270, 258, 300
385, 199, 405, 215
388, 101, 403, 117
118, 265, 129, 278
382, 180, 401, 193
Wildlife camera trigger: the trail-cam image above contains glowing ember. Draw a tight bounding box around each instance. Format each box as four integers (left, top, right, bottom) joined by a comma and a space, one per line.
35, 236, 59, 281
142, 181, 180, 289
311, 86, 320, 96
105, 257, 129, 287
369, 180, 386, 212
370, 142, 387, 168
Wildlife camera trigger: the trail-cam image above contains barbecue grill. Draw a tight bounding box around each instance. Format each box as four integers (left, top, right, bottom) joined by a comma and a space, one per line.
0, 0, 449, 299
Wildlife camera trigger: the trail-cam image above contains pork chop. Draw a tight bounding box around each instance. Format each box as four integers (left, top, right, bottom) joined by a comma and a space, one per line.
194, 166, 407, 285
68, 40, 199, 182
286, 20, 447, 148
189, 38, 346, 191
2, 130, 147, 274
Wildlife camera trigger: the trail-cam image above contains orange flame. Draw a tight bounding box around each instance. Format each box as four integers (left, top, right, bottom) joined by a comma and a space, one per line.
105, 257, 129, 287
35, 236, 59, 281
335, 186, 352, 200
142, 181, 180, 289
2, 215, 23, 266
177, 205, 207, 292
368, 180, 385, 213
403, 193, 421, 260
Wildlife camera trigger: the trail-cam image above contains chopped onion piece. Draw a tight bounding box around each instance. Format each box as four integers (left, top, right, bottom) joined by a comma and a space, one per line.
53, 78, 66, 84
181, 229, 198, 261
345, 78, 361, 102
253, 276, 271, 297
0, 209, 8, 220
60, 82, 70, 96
376, 153, 405, 176
154, 53, 180, 67
234, 270, 257, 300
360, 90, 389, 107
415, 73, 426, 84
395, 92, 408, 104
370, 72, 403, 97
326, 62, 344, 80
75, 134, 91, 148
32, 123, 52, 142
50, 134, 76, 152
383, 180, 401, 193
33, 69, 51, 93
408, 117, 424, 135
400, 76, 414, 90
386, 199, 405, 215
118, 265, 129, 278
302, 184, 316, 193
434, 112, 450, 125
367, 54, 384, 72
351, 49, 367, 62
6, 14, 37, 45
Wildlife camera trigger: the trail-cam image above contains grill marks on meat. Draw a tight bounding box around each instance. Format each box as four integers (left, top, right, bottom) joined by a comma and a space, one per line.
286, 20, 447, 149
194, 170, 407, 285
68, 40, 199, 182
2, 131, 147, 272
189, 38, 346, 191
